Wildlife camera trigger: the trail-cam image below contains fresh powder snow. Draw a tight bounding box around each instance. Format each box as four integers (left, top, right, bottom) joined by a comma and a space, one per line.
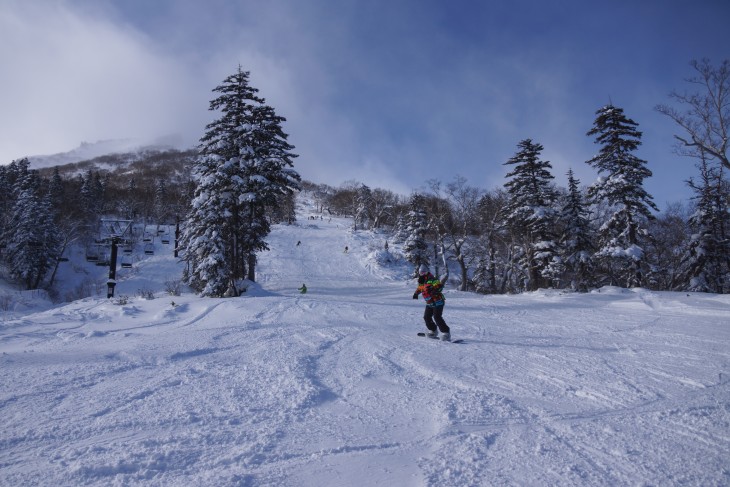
1, 195, 729, 486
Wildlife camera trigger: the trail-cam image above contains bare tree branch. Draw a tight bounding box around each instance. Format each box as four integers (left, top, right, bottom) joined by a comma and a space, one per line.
656, 59, 730, 171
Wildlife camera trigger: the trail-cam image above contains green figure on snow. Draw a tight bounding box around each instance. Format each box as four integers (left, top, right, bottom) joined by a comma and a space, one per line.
298, 283, 307, 294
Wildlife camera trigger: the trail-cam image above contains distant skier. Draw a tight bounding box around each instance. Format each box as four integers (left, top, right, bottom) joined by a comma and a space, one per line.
296, 241, 301, 246
298, 283, 307, 294
412, 264, 450, 341
344, 246, 348, 253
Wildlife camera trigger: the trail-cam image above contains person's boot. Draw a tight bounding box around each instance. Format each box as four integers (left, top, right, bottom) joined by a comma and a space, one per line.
426, 330, 438, 338
440, 332, 451, 342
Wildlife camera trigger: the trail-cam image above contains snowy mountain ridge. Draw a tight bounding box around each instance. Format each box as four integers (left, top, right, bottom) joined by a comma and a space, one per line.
26, 138, 185, 170
1, 195, 728, 486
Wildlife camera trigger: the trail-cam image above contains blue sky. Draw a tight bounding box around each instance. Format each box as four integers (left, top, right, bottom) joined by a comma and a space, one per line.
1, 0, 728, 210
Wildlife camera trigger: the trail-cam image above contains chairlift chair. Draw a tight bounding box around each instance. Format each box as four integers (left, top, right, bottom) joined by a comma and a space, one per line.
121, 255, 133, 268
85, 247, 99, 262
144, 243, 155, 255
95, 243, 111, 266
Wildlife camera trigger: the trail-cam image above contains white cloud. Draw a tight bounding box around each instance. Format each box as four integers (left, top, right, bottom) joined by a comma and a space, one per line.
0, 0, 718, 209
0, 1, 203, 161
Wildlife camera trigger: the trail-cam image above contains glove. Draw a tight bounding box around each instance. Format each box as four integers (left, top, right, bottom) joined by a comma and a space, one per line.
412, 292, 419, 299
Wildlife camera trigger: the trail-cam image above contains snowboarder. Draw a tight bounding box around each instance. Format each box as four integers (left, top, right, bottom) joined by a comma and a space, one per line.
296, 241, 301, 246
412, 264, 450, 341
298, 283, 307, 294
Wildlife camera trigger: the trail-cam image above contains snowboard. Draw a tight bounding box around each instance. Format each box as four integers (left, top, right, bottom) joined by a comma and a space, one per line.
417, 332, 464, 344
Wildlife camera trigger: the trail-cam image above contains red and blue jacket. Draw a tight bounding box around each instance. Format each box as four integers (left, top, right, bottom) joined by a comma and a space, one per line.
415, 273, 445, 307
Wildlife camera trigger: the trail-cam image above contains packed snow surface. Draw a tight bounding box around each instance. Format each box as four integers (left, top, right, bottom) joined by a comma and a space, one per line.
1, 197, 729, 486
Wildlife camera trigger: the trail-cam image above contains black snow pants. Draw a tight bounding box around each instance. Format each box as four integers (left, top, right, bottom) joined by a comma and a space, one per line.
424, 304, 450, 334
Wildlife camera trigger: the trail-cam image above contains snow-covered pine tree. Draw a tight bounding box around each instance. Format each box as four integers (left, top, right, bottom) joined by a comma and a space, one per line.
502, 139, 559, 291
586, 104, 658, 288
393, 214, 409, 244
3, 158, 30, 193
0, 159, 30, 255
471, 255, 490, 294
682, 156, 730, 293
79, 169, 99, 226
403, 193, 430, 272
354, 184, 373, 230
237, 101, 300, 282
0, 164, 12, 251
559, 170, 594, 291
4, 169, 60, 289
181, 67, 299, 297
48, 166, 65, 209
154, 178, 167, 222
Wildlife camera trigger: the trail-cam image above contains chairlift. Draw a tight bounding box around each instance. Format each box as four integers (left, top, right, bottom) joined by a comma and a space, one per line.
85, 247, 99, 262
123, 244, 133, 254
143, 234, 153, 242
161, 235, 170, 244
95, 244, 111, 266
144, 243, 155, 255
121, 255, 133, 268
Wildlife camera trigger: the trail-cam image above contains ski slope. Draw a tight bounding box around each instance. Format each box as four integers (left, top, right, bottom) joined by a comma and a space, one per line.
1, 196, 729, 486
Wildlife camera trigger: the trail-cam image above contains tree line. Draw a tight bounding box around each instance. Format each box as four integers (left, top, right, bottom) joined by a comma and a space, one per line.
307, 60, 730, 294
0, 60, 727, 296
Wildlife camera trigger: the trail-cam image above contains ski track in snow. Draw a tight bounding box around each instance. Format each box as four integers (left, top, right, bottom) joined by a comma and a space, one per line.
1, 197, 729, 486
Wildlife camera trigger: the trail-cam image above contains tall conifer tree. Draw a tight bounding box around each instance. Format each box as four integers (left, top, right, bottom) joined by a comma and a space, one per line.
4, 170, 60, 289
559, 170, 594, 291
354, 184, 373, 230
682, 156, 730, 292
181, 67, 299, 297
403, 193, 430, 272
502, 139, 558, 291
586, 105, 657, 287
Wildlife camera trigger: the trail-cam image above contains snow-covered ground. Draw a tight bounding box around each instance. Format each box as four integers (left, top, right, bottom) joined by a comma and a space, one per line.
1, 196, 729, 486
